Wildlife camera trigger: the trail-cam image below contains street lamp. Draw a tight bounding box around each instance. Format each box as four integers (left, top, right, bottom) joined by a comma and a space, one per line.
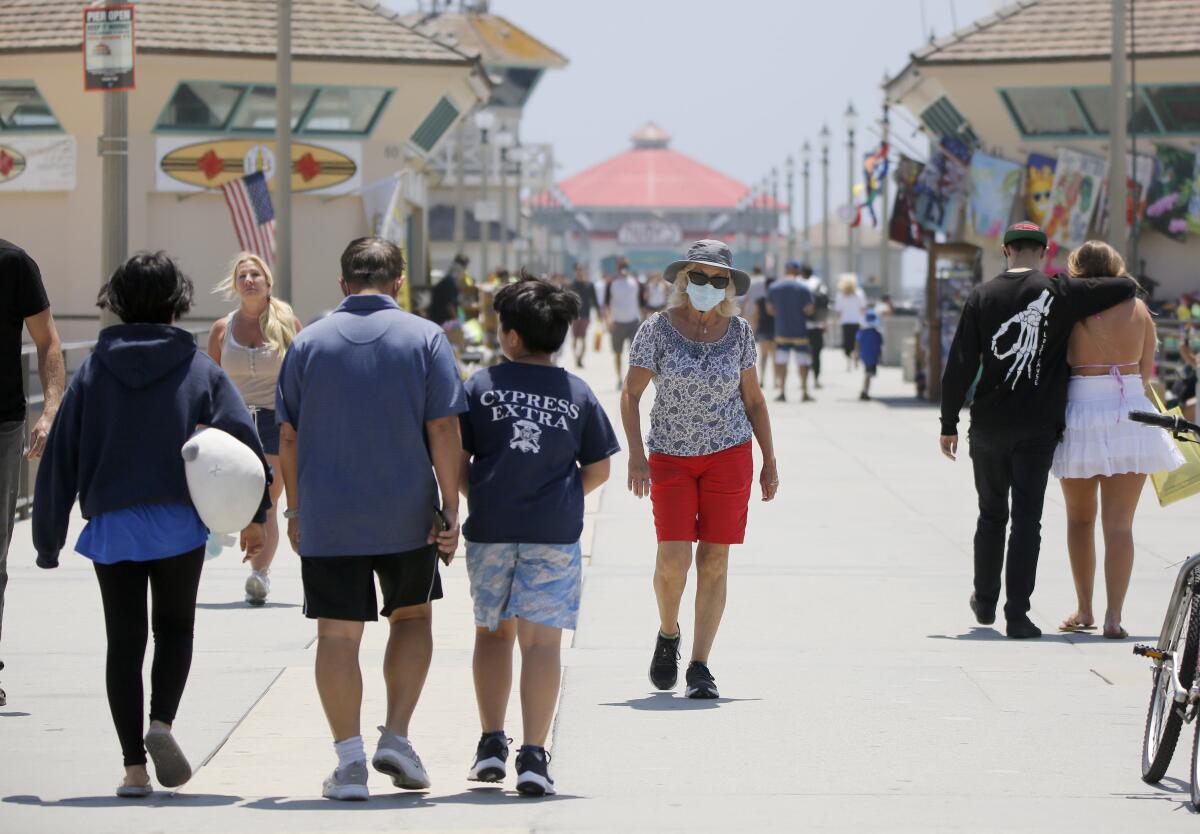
801, 141, 812, 264
819, 124, 831, 285
785, 155, 795, 263
844, 101, 859, 277
509, 145, 527, 268
494, 130, 514, 271
474, 109, 496, 280
770, 167, 779, 271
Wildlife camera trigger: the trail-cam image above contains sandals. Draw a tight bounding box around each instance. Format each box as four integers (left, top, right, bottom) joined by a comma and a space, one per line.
115, 782, 152, 798
1059, 619, 1096, 633
144, 728, 193, 788
1104, 626, 1130, 640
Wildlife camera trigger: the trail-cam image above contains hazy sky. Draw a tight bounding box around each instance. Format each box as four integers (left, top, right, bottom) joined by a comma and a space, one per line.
391, 0, 1002, 224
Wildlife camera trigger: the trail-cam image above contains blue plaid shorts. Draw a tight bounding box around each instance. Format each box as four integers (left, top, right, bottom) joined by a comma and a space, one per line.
465, 541, 583, 631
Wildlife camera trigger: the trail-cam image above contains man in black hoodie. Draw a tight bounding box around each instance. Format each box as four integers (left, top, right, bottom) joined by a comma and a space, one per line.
939, 223, 1135, 639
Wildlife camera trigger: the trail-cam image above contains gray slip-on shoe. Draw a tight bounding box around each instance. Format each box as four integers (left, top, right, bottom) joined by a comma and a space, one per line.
144, 728, 192, 788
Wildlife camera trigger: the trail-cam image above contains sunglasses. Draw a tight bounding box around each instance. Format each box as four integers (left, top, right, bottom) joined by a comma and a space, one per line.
686, 270, 730, 290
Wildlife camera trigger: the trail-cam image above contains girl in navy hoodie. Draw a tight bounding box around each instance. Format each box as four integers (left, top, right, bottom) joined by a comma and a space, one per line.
33, 252, 270, 797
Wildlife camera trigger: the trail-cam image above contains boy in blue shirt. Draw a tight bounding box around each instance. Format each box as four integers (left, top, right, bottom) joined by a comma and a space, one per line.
856, 309, 885, 401
459, 277, 620, 796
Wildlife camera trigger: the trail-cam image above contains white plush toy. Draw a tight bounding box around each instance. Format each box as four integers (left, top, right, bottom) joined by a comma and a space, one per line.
181, 427, 266, 534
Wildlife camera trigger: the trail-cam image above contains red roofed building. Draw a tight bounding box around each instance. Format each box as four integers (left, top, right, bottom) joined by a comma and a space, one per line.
533, 123, 781, 275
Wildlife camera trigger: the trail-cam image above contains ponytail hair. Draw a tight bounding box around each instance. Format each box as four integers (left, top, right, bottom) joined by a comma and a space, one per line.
214, 252, 299, 355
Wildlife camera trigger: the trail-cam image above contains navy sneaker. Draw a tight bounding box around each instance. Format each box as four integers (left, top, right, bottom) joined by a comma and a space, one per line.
649, 629, 681, 690
515, 746, 555, 796
684, 661, 719, 699
467, 733, 510, 783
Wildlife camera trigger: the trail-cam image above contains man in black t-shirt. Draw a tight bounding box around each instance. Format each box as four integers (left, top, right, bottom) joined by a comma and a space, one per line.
939, 223, 1135, 639
0, 240, 65, 705
568, 263, 599, 368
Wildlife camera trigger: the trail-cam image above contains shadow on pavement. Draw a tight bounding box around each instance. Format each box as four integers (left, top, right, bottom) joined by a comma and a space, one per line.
599, 693, 761, 711
926, 628, 1076, 643
195, 601, 302, 610
4, 793, 242, 808
242, 790, 582, 810
871, 396, 936, 410
0, 711, 31, 718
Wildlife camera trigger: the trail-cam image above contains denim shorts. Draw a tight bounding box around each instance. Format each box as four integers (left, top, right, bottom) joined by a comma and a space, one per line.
251, 407, 280, 455
465, 541, 583, 631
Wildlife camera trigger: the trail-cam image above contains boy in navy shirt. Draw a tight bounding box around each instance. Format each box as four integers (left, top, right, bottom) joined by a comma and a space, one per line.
856, 309, 884, 401
459, 277, 620, 796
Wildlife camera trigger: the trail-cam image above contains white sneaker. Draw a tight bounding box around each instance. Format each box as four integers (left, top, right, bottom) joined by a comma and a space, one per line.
372, 726, 431, 789
322, 760, 369, 801
244, 570, 270, 606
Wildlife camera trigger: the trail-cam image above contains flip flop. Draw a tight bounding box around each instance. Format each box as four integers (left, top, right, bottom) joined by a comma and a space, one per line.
1103, 627, 1130, 640
1059, 622, 1097, 633
115, 783, 152, 798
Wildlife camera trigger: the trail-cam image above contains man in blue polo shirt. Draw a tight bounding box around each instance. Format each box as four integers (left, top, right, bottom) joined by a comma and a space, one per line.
767, 260, 816, 403
277, 237, 466, 802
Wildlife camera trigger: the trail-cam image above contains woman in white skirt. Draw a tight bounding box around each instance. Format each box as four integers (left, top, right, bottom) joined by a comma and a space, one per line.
1054, 241, 1184, 638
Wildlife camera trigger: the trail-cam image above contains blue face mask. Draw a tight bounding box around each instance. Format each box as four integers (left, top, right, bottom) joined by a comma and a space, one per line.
685, 281, 726, 312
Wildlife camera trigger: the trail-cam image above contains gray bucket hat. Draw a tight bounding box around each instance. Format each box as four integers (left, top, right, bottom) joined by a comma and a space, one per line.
663, 239, 751, 296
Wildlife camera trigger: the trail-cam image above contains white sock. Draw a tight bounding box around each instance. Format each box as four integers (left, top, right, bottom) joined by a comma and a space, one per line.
334, 735, 365, 768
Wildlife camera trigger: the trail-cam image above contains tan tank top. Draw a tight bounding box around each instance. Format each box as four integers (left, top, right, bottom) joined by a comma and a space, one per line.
220, 312, 283, 409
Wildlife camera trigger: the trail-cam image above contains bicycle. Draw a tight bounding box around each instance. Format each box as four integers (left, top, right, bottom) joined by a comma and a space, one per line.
1130, 409, 1200, 806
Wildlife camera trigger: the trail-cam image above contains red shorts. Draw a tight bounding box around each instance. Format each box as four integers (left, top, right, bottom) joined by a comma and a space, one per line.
649, 441, 753, 544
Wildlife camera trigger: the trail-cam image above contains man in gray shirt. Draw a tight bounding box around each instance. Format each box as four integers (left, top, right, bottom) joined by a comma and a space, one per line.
277, 238, 466, 801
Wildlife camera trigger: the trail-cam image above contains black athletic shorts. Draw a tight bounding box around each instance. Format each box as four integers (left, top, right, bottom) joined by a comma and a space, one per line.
301, 545, 443, 621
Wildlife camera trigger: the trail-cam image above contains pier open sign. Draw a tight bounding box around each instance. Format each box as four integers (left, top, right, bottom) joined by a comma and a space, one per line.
83, 5, 135, 91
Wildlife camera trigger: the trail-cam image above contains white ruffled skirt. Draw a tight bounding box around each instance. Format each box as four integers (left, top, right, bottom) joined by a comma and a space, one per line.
1052, 374, 1186, 479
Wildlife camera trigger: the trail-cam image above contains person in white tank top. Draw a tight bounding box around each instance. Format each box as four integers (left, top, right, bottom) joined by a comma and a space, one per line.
207, 254, 301, 606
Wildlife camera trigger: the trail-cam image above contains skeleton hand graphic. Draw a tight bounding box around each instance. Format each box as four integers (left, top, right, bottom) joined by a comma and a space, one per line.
991, 289, 1053, 388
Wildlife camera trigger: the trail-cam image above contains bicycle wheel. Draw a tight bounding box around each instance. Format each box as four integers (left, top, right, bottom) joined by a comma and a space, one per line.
1143, 591, 1200, 782
1191, 718, 1200, 809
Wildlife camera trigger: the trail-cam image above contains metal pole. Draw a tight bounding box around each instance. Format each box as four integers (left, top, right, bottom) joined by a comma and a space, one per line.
821, 134, 831, 284
847, 125, 856, 276
880, 95, 891, 297
479, 131, 490, 280
785, 157, 795, 263
513, 156, 523, 269
274, 0, 292, 302
453, 122, 465, 251
1129, 0, 1139, 272
770, 168, 779, 271
499, 147, 509, 270
99, 90, 128, 327
802, 143, 811, 263
1109, 0, 1130, 257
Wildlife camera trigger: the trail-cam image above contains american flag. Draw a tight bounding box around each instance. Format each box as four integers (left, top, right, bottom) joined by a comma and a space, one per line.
221, 172, 276, 264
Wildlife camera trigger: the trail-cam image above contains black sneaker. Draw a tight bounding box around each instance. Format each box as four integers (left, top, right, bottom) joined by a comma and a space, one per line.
774, 392, 787, 403
684, 661, 719, 699
515, 746, 555, 796
1006, 615, 1042, 640
969, 593, 996, 626
649, 629, 681, 690
467, 733, 510, 783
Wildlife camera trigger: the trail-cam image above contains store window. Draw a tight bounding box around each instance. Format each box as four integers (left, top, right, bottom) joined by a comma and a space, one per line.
1144, 85, 1200, 133
1001, 88, 1090, 137
410, 96, 460, 152
0, 83, 60, 131
1002, 84, 1200, 138
155, 81, 391, 137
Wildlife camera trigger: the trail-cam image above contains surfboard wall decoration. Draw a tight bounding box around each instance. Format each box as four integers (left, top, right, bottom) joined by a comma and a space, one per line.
155, 137, 362, 195
0, 136, 76, 192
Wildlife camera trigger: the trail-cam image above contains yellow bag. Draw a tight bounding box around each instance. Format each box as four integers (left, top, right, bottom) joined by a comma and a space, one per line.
1149, 387, 1200, 507
593, 328, 603, 352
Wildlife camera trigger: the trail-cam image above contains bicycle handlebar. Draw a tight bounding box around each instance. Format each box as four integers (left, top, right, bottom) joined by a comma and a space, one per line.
1129, 410, 1200, 436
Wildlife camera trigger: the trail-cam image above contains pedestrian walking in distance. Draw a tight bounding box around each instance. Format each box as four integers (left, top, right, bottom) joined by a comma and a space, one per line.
939, 223, 1135, 639
856, 309, 884, 401
33, 251, 270, 797
622, 239, 779, 699
604, 257, 644, 388
276, 237, 465, 801
0, 239, 64, 709
801, 264, 829, 389
1053, 241, 1183, 639
767, 260, 816, 402
834, 274, 867, 371
207, 253, 302, 605
741, 265, 775, 387
459, 277, 620, 796
568, 262, 600, 369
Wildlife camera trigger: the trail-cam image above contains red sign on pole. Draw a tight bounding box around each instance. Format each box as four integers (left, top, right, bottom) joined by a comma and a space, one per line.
83, 5, 135, 92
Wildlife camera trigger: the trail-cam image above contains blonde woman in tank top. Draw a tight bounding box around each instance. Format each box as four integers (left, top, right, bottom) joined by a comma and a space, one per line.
1053, 241, 1182, 639
207, 254, 301, 605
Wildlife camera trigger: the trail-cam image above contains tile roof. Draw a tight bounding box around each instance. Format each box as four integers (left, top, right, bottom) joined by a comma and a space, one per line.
399, 11, 567, 69
909, 0, 1200, 65
0, 0, 475, 64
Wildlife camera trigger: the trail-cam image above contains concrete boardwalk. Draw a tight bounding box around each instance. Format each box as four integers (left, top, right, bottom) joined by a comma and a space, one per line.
2, 351, 1199, 832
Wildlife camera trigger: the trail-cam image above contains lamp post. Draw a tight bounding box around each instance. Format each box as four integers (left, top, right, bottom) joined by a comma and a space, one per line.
495, 130, 514, 271
844, 101, 858, 278
509, 145, 526, 268
801, 141, 811, 265
473, 109, 495, 280
1109, 0, 1129, 256
820, 125, 831, 285
274, 0, 292, 302
785, 156, 795, 263
770, 167, 779, 271
879, 82, 891, 299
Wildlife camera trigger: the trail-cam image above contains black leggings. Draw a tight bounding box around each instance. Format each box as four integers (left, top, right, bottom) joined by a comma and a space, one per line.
93, 547, 205, 766
841, 323, 860, 358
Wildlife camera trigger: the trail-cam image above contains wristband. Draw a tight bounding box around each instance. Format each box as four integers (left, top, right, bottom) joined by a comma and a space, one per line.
283, 508, 300, 519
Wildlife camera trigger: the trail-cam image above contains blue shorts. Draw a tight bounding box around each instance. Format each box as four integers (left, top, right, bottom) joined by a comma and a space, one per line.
252, 407, 280, 455
465, 541, 583, 631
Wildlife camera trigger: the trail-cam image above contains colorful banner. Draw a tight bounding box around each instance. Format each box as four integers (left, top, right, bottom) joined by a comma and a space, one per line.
0, 135, 76, 191
853, 142, 890, 228
1023, 153, 1056, 226
155, 136, 362, 195
1044, 149, 1106, 250
889, 155, 926, 249
1096, 152, 1156, 236
1190, 146, 1200, 235
1145, 143, 1196, 241
913, 137, 972, 238
966, 152, 1022, 240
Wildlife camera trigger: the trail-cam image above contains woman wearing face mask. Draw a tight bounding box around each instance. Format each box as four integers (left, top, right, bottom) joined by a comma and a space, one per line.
207, 253, 301, 605
621, 240, 778, 700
